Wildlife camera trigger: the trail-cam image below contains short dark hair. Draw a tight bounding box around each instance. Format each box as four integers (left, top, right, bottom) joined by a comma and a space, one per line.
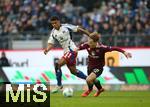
50, 16, 60, 21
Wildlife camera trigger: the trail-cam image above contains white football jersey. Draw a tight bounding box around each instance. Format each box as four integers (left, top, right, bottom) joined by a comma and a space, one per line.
48, 24, 79, 53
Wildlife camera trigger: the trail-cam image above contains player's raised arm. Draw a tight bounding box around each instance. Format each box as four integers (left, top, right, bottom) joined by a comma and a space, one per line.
77, 26, 91, 36
64, 24, 96, 39
77, 27, 101, 41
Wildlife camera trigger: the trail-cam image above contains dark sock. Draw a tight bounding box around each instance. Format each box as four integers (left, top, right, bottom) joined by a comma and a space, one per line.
55, 63, 62, 86
88, 83, 93, 91
76, 69, 87, 80
94, 79, 102, 90
56, 69, 62, 86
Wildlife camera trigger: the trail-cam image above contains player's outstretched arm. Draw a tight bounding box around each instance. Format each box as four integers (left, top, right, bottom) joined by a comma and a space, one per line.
123, 51, 132, 59
44, 43, 53, 55
106, 46, 132, 59
77, 27, 100, 41
77, 27, 91, 36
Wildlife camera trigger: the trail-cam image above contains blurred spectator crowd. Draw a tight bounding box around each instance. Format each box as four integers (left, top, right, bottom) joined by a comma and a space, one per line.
0, 0, 150, 48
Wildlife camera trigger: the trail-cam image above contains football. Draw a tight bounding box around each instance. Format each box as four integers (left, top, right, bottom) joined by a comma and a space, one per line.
90, 32, 100, 41
63, 88, 74, 97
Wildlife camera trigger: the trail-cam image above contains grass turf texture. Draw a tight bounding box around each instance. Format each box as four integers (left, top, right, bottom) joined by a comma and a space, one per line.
50, 91, 150, 107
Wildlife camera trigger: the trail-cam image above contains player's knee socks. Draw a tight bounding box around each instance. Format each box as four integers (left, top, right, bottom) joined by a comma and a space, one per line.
94, 79, 102, 90
87, 83, 93, 91
55, 63, 62, 86
76, 69, 87, 80
56, 69, 62, 86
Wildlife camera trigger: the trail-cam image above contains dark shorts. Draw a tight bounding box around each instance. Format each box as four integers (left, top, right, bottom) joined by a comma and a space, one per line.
87, 67, 103, 77
62, 51, 77, 66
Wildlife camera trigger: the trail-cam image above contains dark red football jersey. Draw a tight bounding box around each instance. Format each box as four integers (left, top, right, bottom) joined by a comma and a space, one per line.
78, 42, 125, 69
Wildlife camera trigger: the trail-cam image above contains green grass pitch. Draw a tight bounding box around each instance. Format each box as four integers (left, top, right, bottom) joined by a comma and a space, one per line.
50, 91, 150, 107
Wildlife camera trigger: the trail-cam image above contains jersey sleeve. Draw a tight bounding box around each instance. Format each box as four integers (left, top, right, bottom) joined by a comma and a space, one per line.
78, 42, 89, 50
103, 45, 125, 53
64, 24, 79, 32
47, 31, 55, 44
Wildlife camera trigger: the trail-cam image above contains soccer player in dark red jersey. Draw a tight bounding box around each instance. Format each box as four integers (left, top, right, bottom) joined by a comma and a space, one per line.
77, 33, 132, 97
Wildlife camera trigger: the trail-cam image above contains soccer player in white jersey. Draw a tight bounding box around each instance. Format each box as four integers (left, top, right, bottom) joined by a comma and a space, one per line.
44, 16, 92, 93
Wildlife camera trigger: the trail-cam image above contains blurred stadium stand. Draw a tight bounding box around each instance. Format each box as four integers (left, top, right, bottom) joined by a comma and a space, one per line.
0, 0, 149, 49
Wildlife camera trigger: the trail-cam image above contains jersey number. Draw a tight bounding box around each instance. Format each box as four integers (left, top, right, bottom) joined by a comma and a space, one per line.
64, 52, 72, 59
93, 69, 100, 73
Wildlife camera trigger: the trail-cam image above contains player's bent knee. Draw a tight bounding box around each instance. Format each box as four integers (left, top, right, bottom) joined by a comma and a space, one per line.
86, 77, 93, 84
